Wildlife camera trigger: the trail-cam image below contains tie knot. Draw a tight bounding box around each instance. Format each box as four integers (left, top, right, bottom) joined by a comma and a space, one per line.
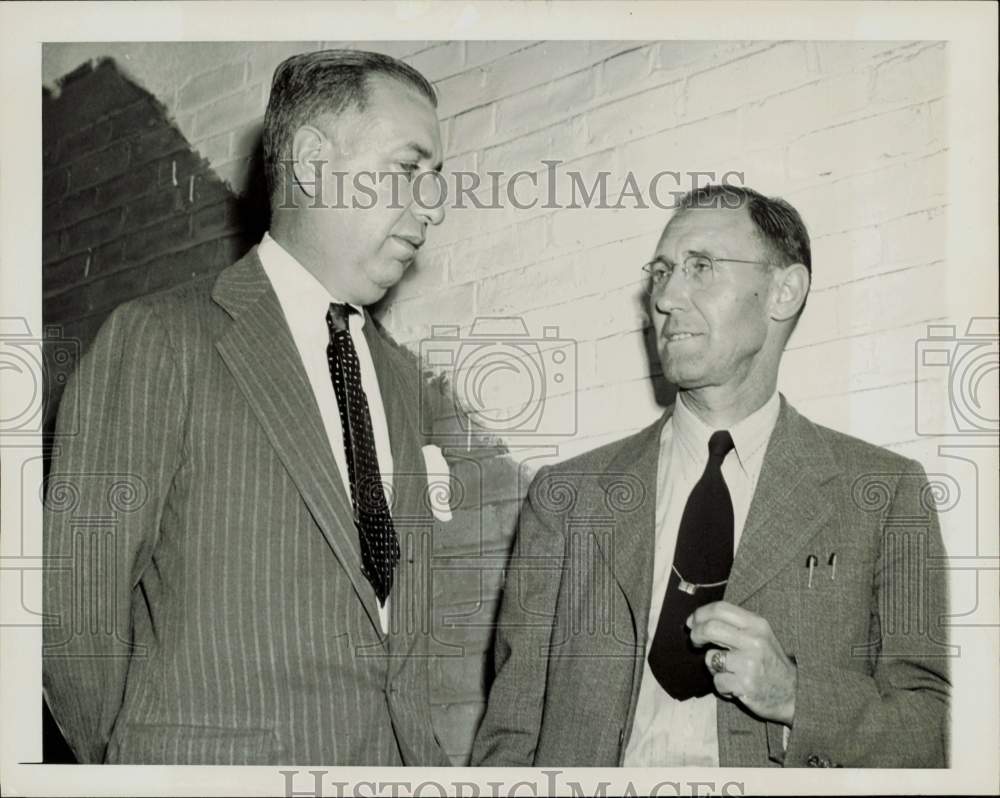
708, 430, 734, 460
327, 302, 357, 333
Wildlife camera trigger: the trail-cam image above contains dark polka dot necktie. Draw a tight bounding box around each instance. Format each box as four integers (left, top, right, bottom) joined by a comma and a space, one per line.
326, 303, 399, 606
647, 430, 735, 700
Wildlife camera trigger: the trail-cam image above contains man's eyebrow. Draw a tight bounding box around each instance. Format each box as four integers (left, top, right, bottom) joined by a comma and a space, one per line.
652, 248, 712, 265
404, 142, 443, 172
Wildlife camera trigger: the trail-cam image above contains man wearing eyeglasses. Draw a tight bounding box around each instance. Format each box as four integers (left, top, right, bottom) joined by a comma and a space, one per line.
472, 184, 949, 768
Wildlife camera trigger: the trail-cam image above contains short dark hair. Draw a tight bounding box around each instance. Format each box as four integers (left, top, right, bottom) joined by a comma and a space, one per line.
674, 184, 811, 276
261, 49, 438, 202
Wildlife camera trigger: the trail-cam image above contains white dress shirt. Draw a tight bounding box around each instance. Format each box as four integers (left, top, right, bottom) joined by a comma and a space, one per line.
623, 389, 781, 766
258, 233, 394, 632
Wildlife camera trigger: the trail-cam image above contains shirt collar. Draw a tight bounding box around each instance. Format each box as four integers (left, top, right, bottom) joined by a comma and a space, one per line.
670, 389, 781, 477
258, 232, 366, 327
729, 390, 781, 475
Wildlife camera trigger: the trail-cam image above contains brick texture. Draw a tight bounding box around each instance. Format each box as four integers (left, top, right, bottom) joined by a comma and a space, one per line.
42, 58, 267, 430
42, 40, 954, 765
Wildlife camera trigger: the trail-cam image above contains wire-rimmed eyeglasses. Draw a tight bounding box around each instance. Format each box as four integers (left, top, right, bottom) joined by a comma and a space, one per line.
641, 253, 769, 294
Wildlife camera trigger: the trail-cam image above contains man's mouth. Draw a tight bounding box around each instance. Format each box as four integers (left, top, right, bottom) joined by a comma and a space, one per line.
664, 331, 702, 342
391, 234, 424, 254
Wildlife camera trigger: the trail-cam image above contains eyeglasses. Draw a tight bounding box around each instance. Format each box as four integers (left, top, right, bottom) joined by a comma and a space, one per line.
641, 253, 769, 294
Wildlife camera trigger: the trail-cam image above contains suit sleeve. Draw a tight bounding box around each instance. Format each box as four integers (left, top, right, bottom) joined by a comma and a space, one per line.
783, 459, 950, 767
470, 466, 566, 766
43, 302, 186, 763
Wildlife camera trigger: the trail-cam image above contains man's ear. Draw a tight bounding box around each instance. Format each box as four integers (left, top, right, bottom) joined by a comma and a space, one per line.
289, 125, 328, 199
770, 263, 810, 322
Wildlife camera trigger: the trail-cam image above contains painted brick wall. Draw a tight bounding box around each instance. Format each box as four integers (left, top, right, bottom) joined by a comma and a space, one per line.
42, 40, 954, 764
42, 57, 266, 430
43, 40, 952, 461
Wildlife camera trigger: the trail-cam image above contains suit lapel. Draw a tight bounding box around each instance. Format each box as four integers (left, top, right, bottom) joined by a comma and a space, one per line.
725, 398, 840, 606
597, 410, 670, 643
362, 316, 425, 524
211, 250, 384, 634
362, 317, 430, 674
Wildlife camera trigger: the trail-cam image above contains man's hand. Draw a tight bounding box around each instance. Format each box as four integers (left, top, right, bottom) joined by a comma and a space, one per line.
687, 601, 797, 726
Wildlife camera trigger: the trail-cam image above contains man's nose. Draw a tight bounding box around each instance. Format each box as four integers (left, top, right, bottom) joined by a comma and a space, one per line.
653, 266, 689, 314
416, 200, 446, 226
413, 173, 446, 226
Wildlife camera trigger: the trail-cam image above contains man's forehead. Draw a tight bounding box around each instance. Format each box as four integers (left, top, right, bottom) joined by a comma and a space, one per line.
656, 205, 757, 252
366, 73, 433, 104
361, 77, 441, 145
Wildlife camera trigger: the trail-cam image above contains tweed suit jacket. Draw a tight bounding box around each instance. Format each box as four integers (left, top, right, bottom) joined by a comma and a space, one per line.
472, 398, 950, 767
43, 247, 449, 766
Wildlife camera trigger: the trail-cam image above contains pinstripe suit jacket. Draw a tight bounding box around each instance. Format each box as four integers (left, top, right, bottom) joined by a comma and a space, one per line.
472, 399, 950, 767
43, 248, 449, 766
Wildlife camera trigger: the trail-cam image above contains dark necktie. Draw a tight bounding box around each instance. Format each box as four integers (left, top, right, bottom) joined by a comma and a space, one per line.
326, 303, 399, 606
647, 430, 735, 700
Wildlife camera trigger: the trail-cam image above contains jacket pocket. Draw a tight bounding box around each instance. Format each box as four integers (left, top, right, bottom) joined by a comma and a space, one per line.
108, 721, 280, 764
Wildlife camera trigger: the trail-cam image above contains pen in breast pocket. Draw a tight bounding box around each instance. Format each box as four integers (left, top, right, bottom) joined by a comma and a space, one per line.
829, 552, 837, 581
806, 554, 817, 588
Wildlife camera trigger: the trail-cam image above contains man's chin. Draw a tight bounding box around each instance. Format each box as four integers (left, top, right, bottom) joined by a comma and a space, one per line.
357, 269, 408, 305
378, 256, 412, 283
661, 360, 704, 390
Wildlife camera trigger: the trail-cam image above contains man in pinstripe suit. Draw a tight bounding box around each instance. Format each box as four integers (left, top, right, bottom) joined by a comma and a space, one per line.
44, 50, 450, 765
